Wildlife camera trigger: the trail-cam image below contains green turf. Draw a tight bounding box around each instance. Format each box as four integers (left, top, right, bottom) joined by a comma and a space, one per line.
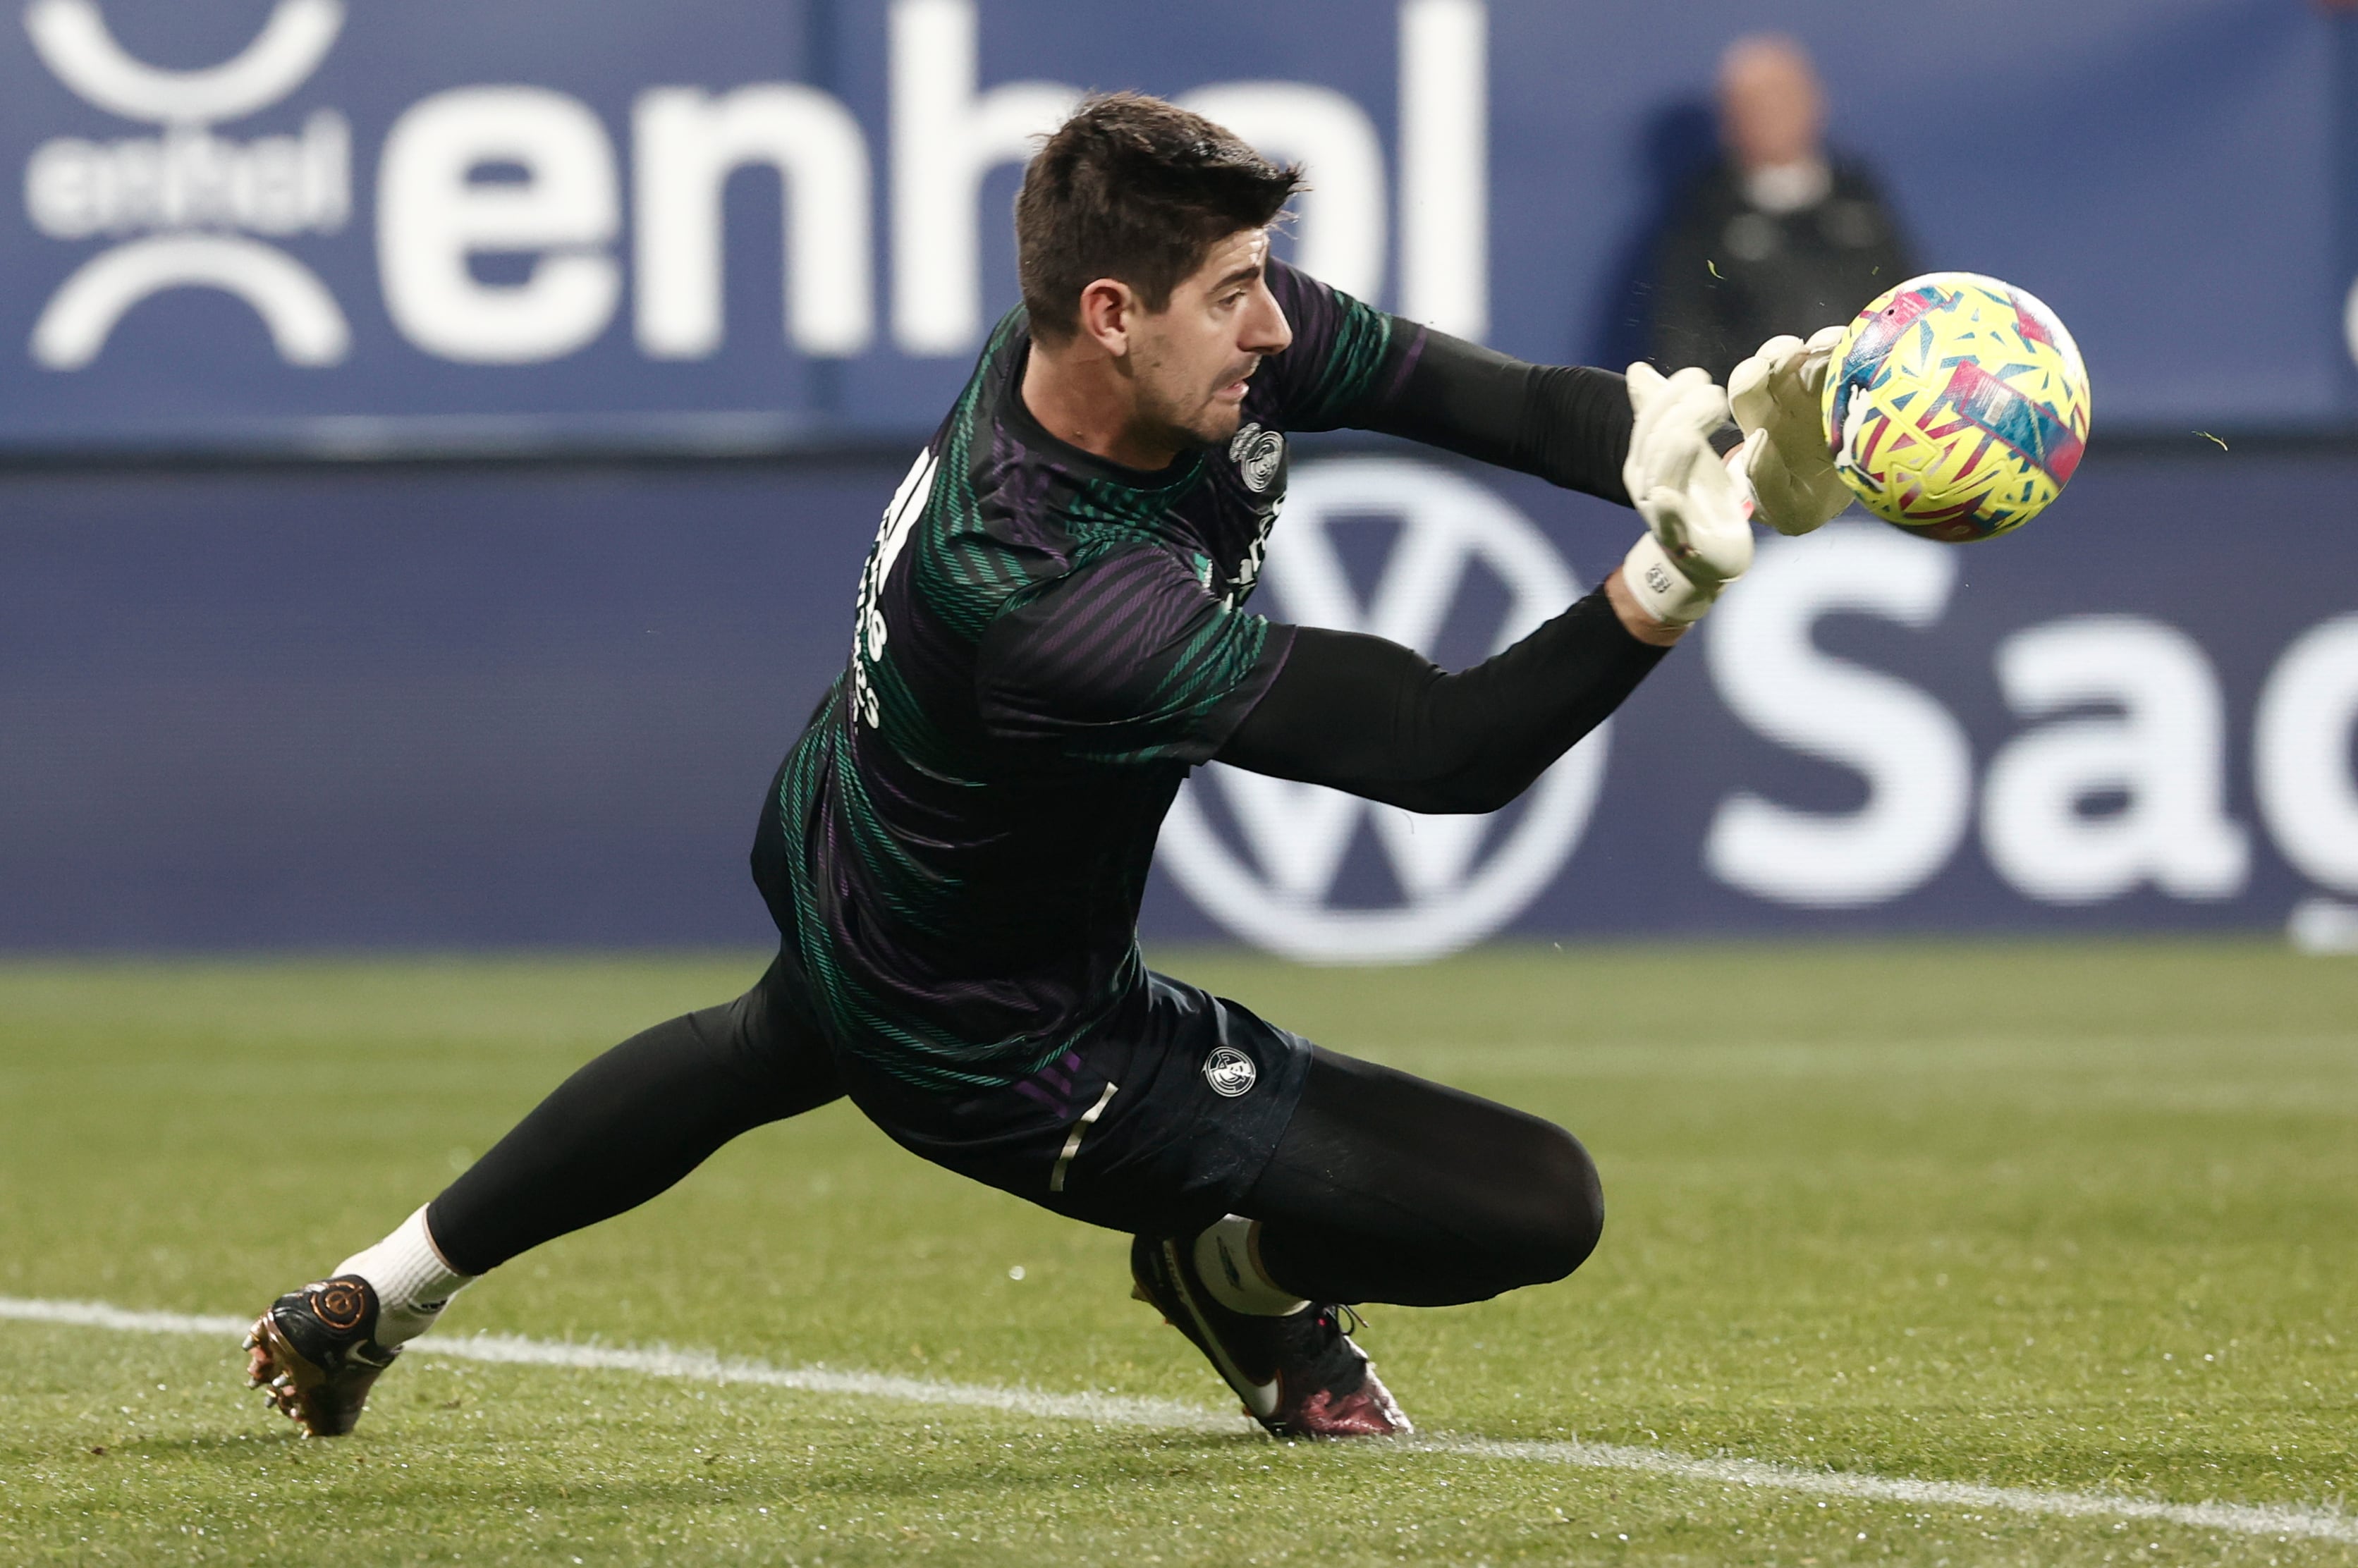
1, 942, 2354, 1565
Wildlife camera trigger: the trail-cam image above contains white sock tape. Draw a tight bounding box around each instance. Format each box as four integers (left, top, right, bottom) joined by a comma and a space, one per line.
1621, 532, 1718, 626
334, 1204, 473, 1347
1192, 1216, 1309, 1318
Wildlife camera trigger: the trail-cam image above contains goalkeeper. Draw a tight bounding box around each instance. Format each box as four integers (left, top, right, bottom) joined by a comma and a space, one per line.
246, 92, 1848, 1441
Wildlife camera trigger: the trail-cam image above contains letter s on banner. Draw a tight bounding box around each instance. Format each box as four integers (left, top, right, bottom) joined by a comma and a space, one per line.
378, 87, 621, 363
1702, 522, 1971, 907
1981, 616, 2247, 904
2256, 613, 2358, 895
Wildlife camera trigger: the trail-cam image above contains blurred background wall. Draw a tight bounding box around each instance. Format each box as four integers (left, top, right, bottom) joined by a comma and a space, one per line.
4, 0, 2355, 957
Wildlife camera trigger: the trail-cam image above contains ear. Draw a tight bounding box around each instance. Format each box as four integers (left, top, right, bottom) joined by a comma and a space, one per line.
1075, 278, 1139, 357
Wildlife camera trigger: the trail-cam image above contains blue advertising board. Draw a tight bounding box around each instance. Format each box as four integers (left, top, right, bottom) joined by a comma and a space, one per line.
0, 0, 2349, 454
6, 445, 2358, 955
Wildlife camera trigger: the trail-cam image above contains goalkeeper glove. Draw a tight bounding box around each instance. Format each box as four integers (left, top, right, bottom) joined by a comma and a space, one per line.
1728, 324, 1850, 537
1620, 362, 1759, 626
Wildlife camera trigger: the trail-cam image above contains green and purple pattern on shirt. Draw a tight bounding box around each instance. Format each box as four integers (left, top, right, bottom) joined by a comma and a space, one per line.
774, 260, 1407, 1091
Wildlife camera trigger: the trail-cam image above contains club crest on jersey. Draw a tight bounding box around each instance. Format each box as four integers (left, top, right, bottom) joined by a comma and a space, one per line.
1202, 1046, 1258, 1097
1228, 423, 1285, 494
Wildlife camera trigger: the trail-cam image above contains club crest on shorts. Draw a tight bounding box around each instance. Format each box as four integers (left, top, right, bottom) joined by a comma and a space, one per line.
1202, 1046, 1258, 1097
1228, 423, 1284, 494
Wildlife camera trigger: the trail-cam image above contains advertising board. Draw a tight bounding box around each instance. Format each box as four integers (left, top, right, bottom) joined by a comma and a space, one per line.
5, 446, 2354, 954
0, 0, 2346, 453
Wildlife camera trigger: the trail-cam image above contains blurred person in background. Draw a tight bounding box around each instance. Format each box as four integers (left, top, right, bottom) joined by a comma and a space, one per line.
1647, 35, 1915, 381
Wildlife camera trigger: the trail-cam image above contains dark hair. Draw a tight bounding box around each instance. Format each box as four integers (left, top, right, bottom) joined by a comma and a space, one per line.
1016, 92, 1303, 340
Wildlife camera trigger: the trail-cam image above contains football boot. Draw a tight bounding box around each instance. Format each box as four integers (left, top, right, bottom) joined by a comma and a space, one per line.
244, 1275, 401, 1437
1130, 1233, 1410, 1439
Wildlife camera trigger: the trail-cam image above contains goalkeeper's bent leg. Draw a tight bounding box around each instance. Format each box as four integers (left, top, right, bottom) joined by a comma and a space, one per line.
424, 953, 844, 1281
248, 955, 842, 1433
1238, 1046, 1602, 1308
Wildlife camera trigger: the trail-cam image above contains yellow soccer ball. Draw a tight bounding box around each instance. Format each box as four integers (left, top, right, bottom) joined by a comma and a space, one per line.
1821, 271, 2091, 541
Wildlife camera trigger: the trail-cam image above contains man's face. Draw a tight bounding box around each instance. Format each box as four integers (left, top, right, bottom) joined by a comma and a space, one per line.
1124, 228, 1295, 451
1720, 46, 1826, 172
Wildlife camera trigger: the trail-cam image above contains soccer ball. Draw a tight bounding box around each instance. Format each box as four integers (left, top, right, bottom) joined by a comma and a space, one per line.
1821, 271, 2090, 541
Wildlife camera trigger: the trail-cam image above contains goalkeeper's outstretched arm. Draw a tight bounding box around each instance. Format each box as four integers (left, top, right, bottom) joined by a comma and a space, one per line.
1351, 323, 1848, 541
1214, 587, 1664, 815
1354, 329, 1646, 506
1218, 350, 1771, 814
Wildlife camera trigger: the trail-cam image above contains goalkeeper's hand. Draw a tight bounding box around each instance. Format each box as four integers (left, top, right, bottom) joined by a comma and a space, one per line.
1618, 362, 1759, 627
1728, 324, 1850, 537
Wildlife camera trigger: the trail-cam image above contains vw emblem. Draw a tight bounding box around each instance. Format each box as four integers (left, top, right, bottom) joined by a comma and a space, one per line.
1158, 458, 1608, 964
1202, 1046, 1257, 1097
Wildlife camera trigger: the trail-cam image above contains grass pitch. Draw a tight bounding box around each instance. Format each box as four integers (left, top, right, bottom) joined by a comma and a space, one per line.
1, 941, 2354, 1566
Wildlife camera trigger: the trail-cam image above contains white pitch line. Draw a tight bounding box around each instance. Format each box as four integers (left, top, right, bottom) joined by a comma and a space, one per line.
0, 1296, 1242, 1433
1416, 1438, 2358, 1545
4, 1295, 2351, 1547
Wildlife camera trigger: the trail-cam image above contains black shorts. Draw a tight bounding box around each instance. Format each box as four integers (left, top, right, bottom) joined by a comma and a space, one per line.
770, 955, 1313, 1238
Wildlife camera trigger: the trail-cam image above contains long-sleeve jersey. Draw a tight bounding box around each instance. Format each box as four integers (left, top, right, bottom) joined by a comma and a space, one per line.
762, 259, 1659, 1094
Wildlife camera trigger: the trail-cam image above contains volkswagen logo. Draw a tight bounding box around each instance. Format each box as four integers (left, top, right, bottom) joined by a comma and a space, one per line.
1157, 458, 1608, 964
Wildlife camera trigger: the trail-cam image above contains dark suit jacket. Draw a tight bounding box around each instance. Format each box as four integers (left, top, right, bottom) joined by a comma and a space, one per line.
1644, 154, 1916, 382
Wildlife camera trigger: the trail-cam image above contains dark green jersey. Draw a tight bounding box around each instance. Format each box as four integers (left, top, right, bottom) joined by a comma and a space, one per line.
769, 259, 1404, 1092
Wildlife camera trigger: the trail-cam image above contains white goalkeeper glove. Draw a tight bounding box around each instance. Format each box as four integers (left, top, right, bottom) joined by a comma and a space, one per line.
1620, 362, 1759, 626
1728, 324, 1850, 537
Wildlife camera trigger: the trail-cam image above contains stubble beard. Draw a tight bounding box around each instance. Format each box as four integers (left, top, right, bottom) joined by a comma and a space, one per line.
1166, 365, 1259, 451
1135, 379, 1238, 454
1187, 399, 1246, 448
1130, 334, 1258, 454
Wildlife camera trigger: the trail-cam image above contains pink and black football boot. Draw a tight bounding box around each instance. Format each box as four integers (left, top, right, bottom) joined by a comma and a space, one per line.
1130, 1233, 1410, 1439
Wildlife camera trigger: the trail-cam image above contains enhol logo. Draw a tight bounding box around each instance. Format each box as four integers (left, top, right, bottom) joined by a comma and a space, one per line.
1158, 458, 1608, 964
23, 0, 351, 369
